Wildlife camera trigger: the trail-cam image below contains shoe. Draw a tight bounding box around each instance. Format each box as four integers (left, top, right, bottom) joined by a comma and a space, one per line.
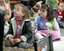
19, 42, 33, 49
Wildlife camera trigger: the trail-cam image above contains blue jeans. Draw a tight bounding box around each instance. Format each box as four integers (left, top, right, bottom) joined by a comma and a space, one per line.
57, 19, 64, 27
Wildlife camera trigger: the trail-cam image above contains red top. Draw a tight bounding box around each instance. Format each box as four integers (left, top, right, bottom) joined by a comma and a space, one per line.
56, 10, 64, 21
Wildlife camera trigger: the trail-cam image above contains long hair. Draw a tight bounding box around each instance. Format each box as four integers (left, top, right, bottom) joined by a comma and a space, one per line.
14, 4, 31, 21
41, 4, 54, 21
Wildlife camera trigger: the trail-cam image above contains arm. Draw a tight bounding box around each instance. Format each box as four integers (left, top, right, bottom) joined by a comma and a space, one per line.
4, 0, 11, 21
8, 2, 11, 16
6, 2, 11, 20
3, 0, 11, 16
5, 23, 13, 40
53, 18, 60, 32
6, 24, 16, 45
32, 18, 38, 32
20, 21, 33, 42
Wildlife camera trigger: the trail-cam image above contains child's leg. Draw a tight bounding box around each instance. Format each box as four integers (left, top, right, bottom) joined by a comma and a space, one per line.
34, 33, 44, 40
36, 30, 61, 41
57, 19, 64, 27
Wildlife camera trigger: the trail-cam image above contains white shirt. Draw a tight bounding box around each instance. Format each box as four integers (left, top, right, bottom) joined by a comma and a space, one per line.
0, 4, 8, 11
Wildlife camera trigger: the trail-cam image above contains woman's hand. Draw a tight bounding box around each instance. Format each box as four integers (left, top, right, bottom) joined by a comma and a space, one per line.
4, 15, 11, 21
8, 37, 15, 45
14, 38, 23, 43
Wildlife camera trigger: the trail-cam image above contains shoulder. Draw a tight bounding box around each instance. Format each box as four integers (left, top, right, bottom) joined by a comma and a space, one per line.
24, 19, 30, 21
23, 19, 32, 26
56, 10, 58, 12
53, 18, 56, 21
36, 16, 41, 20
51, 18, 57, 24
51, 18, 56, 22
10, 17, 16, 23
24, 19, 31, 24
7, 0, 10, 3
37, 16, 41, 18
47, 18, 56, 24
10, 17, 15, 21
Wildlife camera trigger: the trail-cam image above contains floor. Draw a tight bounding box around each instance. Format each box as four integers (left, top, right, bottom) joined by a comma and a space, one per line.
60, 28, 64, 36
53, 28, 64, 51
3, 27, 64, 51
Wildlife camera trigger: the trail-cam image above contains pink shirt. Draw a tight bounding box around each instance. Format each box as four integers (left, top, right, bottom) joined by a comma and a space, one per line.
16, 18, 23, 37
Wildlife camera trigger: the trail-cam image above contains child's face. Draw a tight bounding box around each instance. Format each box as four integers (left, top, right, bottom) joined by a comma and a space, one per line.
40, 9, 47, 19
14, 7, 25, 18
59, 4, 64, 11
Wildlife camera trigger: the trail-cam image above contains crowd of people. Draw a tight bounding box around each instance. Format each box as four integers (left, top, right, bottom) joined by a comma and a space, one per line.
0, 0, 64, 51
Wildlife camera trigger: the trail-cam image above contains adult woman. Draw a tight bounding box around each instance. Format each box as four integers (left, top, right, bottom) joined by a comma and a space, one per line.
4, 0, 11, 21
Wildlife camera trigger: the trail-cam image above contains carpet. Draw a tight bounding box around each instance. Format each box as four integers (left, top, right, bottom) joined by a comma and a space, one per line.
3, 41, 35, 51
3, 36, 64, 51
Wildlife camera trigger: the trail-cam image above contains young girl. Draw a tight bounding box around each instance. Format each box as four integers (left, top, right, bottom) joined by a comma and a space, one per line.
0, 0, 11, 26
5, 4, 33, 49
33, 4, 61, 41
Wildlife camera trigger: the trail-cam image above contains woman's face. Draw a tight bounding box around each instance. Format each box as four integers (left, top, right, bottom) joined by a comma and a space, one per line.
40, 9, 47, 19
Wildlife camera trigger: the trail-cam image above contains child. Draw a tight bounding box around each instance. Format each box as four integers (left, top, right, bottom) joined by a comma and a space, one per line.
0, 0, 11, 26
5, 4, 33, 49
56, 2, 64, 28
33, 4, 61, 41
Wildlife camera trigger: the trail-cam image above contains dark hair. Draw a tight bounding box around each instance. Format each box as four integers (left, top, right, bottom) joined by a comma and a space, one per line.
41, 4, 54, 21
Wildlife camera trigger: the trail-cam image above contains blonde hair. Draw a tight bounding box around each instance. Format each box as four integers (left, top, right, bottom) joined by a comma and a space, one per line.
14, 4, 31, 20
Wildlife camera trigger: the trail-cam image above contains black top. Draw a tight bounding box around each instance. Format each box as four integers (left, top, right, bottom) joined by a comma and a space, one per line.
0, 14, 4, 51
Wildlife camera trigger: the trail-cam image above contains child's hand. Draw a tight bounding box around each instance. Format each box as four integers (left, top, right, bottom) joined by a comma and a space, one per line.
14, 38, 22, 43
63, 24, 64, 27
8, 37, 15, 45
58, 17, 61, 20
